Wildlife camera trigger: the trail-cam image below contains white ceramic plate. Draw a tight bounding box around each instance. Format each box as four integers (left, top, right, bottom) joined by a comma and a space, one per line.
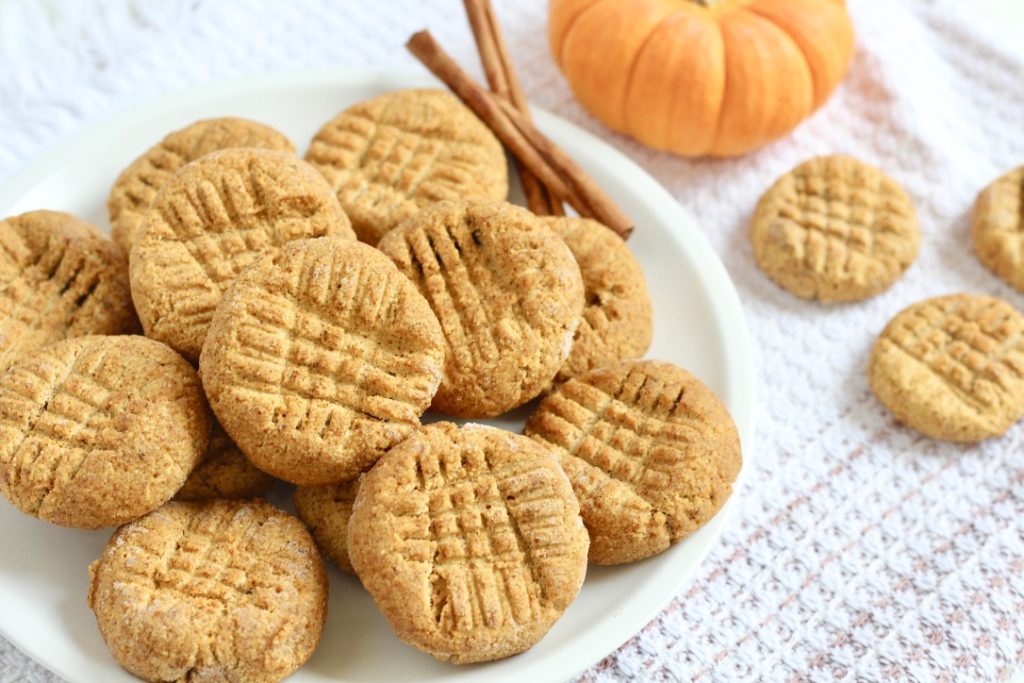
0, 70, 755, 683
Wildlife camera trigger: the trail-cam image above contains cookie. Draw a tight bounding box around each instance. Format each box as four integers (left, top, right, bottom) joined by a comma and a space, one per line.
87, 499, 327, 683
348, 422, 588, 664
200, 236, 445, 486
0, 210, 136, 373
294, 479, 360, 574
108, 117, 295, 253
129, 148, 355, 362
377, 200, 583, 417
750, 155, 919, 302
541, 216, 653, 383
305, 89, 508, 245
971, 165, 1024, 290
524, 359, 741, 564
175, 421, 274, 501
0, 336, 209, 529
868, 293, 1024, 441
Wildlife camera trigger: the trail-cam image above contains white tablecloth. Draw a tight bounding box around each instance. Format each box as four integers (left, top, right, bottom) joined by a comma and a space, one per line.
1, 1, 1023, 681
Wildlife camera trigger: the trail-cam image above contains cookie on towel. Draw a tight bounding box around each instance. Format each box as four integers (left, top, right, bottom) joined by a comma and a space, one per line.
868, 293, 1024, 441
376, 200, 583, 417
305, 89, 508, 244
347, 422, 588, 663
88, 499, 327, 683
750, 155, 919, 302
525, 359, 741, 564
971, 165, 1024, 290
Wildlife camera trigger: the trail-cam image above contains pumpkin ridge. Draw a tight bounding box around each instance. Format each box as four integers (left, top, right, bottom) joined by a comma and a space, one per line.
556, 0, 616, 71
745, 4, 826, 106
621, 10, 682, 138
706, 16, 731, 156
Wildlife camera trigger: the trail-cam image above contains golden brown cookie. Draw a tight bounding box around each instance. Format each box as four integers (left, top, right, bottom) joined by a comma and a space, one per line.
377, 200, 583, 417
0, 210, 136, 373
972, 165, 1024, 290
87, 499, 328, 683
541, 216, 653, 383
525, 360, 741, 565
175, 421, 274, 501
200, 236, 445, 486
348, 422, 588, 664
868, 293, 1024, 441
108, 117, 295, 252
0, 336, 209, 529
750, 155, 919, 302
305, 89, 508, 245
129, 148, 355, 362
294, 479, 360, 574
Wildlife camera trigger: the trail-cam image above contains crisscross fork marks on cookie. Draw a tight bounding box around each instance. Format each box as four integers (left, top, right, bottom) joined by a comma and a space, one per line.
883, 298, 1024, 413
397, 449, 572, 632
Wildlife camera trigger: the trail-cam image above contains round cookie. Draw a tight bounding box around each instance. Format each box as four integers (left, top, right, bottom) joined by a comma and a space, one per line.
305, 89, 508, 245
175, 421, 274, 501
88, 499, 328, 683
972, 165, 1024, 290
0, 210, 136, 373
377, 200, 584, 417
348, 422, 588, 664
108, 117, 295, 252
200, 236, 445, 486
0, 336, 209, 529
294, 479, 360, 574
541, 216, 653, 383
868, 293, 1024, 441
130, 148, 355, 362
524, 359, 741, 565
750, 155, 920, 302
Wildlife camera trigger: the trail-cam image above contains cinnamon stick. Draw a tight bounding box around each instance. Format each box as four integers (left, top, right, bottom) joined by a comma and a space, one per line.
462, 0, 561, 216
406, 30, 632, 239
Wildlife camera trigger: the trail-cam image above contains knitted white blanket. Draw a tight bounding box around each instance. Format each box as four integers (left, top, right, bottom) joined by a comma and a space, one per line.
1, 1, 1022, 681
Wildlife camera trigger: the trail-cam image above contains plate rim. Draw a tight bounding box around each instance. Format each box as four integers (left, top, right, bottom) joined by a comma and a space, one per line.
0, 67, 757, 683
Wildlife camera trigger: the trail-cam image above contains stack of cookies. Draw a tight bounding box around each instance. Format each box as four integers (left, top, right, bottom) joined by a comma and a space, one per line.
0, 88, 742, 680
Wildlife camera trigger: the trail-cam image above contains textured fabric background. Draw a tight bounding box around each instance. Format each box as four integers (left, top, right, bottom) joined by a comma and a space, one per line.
2, 1, 1023, 681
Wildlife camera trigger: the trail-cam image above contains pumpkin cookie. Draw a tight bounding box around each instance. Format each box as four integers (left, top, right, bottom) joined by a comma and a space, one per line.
377, 200, 583, 417
0, 336, 209, 529
305, 89, 508, 244
750, 155, 919, 302
108, 117, 295, 252
972, 165, 1024, 290
541, 216, 653, 383
348, 422, 588, 664
294, 479, 360, 574
130, 148, 355, 362
0, 210, 136, 373
200, 236, 445, 486
175, 421, 274, 501
88, 499, 328, 683
868, 294, 1024, 441
525, 360, 741, 564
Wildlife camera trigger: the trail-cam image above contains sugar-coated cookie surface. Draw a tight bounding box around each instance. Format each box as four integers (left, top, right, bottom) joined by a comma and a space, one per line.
175, 421, 274, 501
525, 360, 741, 565
129, 148, 355, 362
305, 89, 508, 245
0, 210, 137, 374
0, 336, 209, 529
108, 117, 295, 252
750, 155, 919, 302
294, 479, 360, 574
868, 293, 1024, 441
200, 236, 445, 486
88, 499, 328, 683
377, 200, 584, 417
972, 165, 1024, 290
541, 216, 652, 383
348, 422, 589, 664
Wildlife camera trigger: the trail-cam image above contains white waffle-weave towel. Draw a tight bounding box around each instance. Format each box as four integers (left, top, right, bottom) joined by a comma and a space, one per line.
1, 1, 1023, 681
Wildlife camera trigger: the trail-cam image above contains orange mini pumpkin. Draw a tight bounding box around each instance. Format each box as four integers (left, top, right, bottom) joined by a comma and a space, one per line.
549, 0, 855, 157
